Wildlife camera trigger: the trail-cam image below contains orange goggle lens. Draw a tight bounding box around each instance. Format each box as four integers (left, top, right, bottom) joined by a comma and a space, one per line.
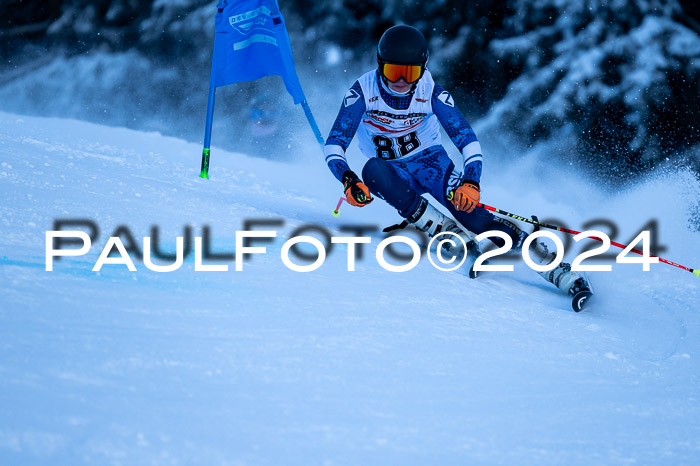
381, 63, 424, 83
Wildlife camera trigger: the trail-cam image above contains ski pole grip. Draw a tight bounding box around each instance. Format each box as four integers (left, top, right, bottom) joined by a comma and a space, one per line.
447, 189, 485, 210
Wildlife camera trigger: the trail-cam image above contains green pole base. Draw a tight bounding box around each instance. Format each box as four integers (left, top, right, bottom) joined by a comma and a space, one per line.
200, 147, 211, 179
693, 269, 700, 278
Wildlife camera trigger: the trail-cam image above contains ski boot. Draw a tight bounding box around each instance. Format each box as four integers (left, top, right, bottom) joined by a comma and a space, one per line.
532, 242, 593, 312
408, 198, 481, 274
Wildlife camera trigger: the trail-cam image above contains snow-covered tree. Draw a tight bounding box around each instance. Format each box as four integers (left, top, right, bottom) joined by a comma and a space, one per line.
1, 0, 697, 179
481, 0, 700, 180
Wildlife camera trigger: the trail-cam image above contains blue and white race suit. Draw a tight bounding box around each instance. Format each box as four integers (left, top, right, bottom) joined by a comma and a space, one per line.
324, 69, 522, 244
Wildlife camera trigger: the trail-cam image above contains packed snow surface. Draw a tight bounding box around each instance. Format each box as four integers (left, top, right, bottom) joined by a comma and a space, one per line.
0, 111, 699, 465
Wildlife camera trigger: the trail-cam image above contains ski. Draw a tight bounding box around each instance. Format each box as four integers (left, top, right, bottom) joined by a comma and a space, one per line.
569, 277, 594, 312
467, 240, 483, 279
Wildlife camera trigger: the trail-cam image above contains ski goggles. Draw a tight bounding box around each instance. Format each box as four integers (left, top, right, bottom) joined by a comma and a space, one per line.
380, 62, 425, 83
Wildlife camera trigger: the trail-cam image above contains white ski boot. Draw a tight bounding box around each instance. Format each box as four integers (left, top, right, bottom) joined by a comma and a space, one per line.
408, 198, 481, 271
530, 241, 593, 312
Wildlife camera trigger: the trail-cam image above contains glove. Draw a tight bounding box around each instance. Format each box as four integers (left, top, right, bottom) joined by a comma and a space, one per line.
451, 181, 480, 213
342, 171, 373, 207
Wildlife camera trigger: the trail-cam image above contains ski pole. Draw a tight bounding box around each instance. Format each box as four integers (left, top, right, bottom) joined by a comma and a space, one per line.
447, 192, 699, 277
482, 202, 698, 277
200, 73, 216, 179
332, 196, 346, 217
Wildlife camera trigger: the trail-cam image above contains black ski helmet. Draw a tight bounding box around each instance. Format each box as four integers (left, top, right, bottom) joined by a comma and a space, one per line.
377, 25, 429, 65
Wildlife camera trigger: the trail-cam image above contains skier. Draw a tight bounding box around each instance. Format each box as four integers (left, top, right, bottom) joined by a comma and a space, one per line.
323, 25, 592, 311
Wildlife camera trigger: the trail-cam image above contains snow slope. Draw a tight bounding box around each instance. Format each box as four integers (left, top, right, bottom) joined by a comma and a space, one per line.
0, 111, 699, 465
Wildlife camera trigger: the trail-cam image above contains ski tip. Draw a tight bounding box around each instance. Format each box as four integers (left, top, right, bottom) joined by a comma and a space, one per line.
693, 269, 700, 278
468, 255, 486, 279
572, 290, 593, 313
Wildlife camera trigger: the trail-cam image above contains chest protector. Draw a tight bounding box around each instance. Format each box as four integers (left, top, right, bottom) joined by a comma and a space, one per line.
356, 69, 441, 160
